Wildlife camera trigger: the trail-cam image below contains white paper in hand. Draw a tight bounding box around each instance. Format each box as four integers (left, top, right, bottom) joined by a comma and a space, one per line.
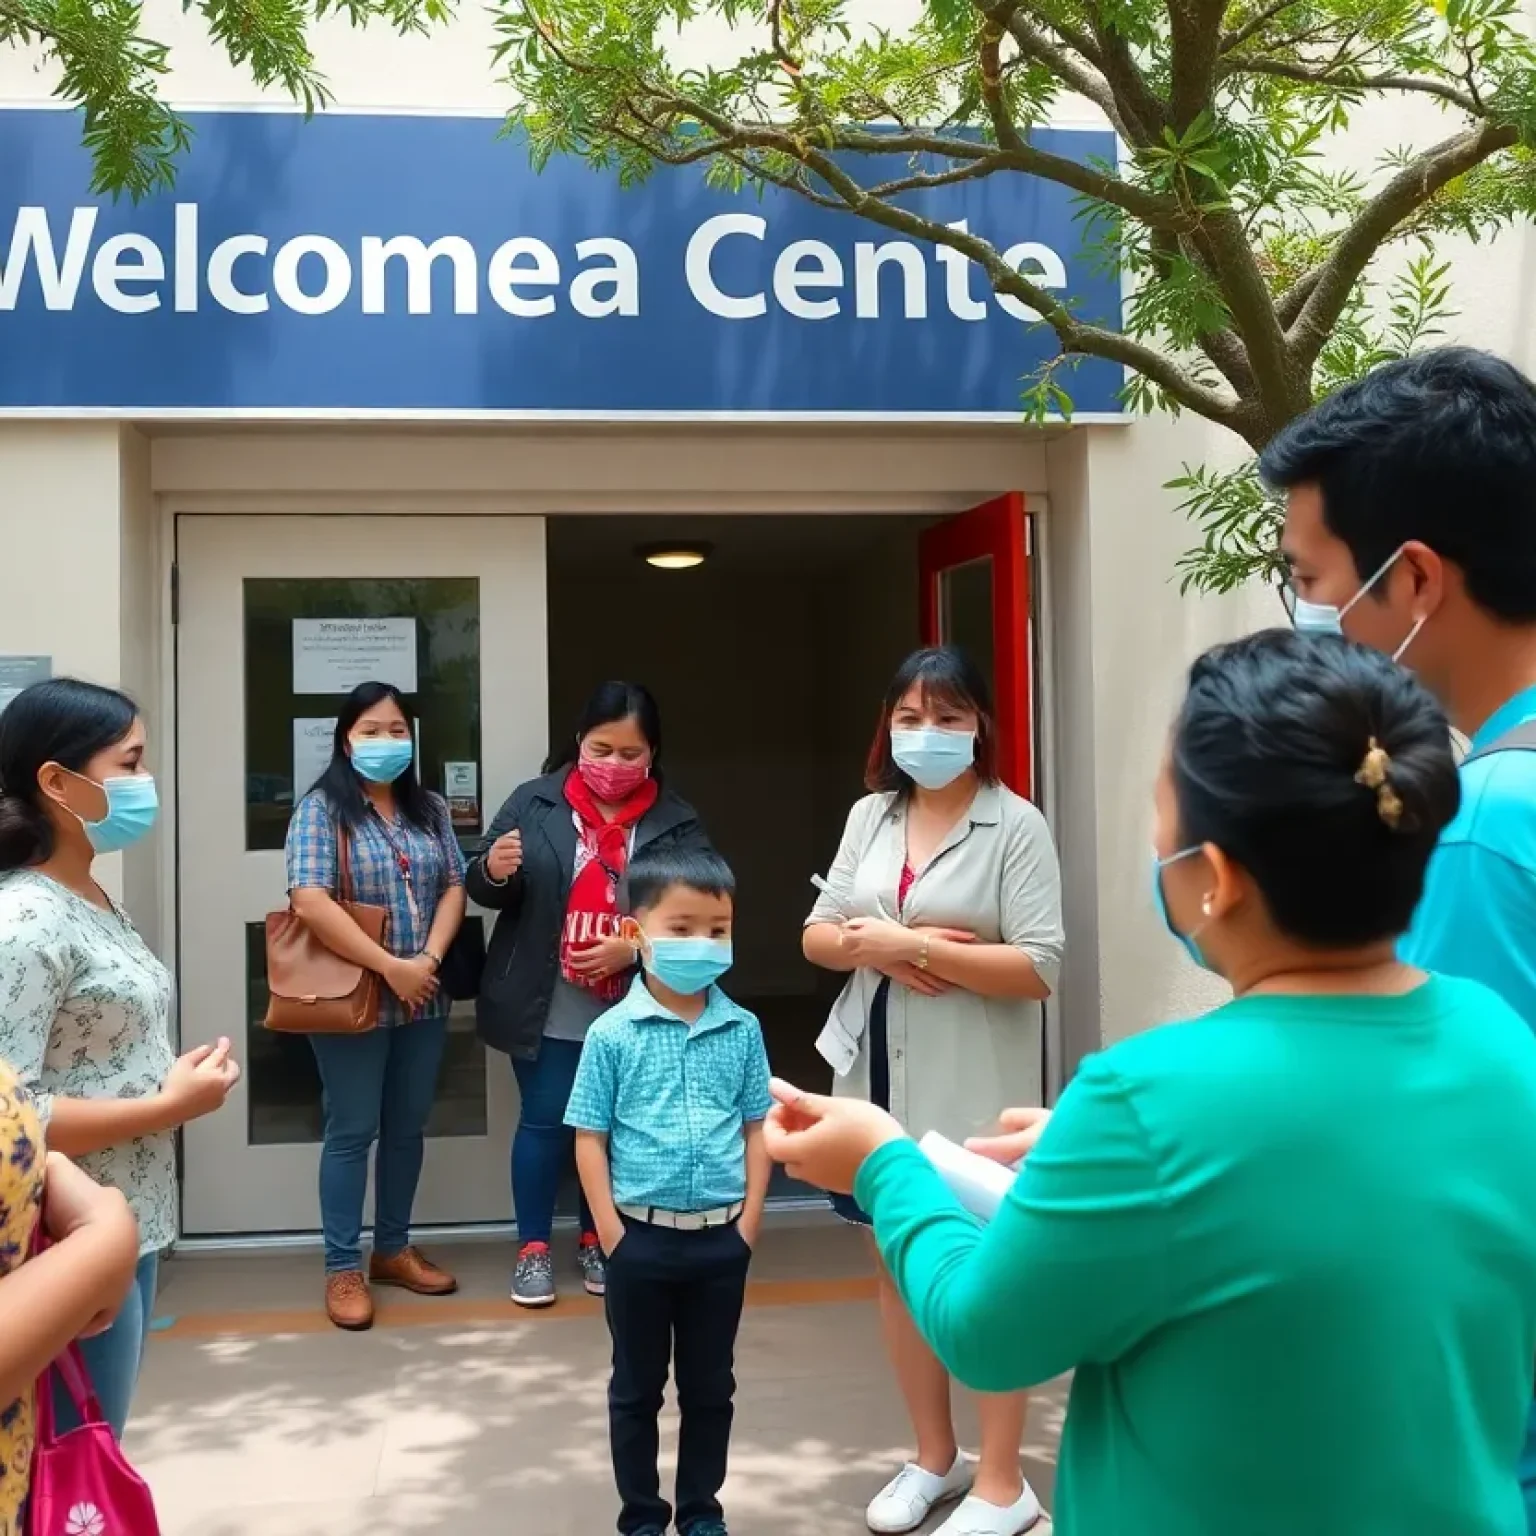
918, 1132, 1019, 1223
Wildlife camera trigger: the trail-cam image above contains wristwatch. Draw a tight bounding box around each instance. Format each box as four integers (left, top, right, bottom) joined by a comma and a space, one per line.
422, 949, 443, 971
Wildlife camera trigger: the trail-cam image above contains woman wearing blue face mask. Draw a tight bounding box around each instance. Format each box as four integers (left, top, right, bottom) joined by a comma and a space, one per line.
803, 645, 1064, 1536
285, 680, 466, 1330
0, 678, 241, 1436
770, 630, 1536, 1536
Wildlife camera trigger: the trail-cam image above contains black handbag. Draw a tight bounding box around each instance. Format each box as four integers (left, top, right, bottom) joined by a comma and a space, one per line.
439, 914, 487, 1001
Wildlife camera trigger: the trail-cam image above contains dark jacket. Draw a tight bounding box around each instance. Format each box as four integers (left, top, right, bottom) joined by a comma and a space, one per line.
466, 767, 710, 1060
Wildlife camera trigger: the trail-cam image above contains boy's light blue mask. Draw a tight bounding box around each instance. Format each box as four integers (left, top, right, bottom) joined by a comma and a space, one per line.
350, 737, 414, 784
643, 936, 734, 995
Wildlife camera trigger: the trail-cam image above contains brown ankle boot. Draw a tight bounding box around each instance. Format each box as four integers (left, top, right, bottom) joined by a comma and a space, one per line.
325, 1270, 375, 1331
369, 1246, 458, 1296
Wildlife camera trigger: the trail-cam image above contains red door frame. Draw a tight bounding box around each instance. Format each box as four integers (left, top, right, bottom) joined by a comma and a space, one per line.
918, 492, 1033, 800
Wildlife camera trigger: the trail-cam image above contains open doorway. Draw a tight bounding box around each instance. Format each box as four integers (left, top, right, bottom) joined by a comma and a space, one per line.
546, 512, 938, 1129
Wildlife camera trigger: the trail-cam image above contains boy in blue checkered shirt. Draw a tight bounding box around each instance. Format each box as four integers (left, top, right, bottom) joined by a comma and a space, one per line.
566, 846, 772, 1536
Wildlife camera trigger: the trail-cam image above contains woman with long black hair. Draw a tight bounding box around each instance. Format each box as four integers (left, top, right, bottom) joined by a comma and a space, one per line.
285, 680, 466, 1331
467, 680, 710, 1309
0, 677, 239, 1434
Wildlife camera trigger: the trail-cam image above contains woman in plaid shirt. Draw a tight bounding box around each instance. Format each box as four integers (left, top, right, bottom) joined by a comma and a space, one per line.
285, 681, 467, 1331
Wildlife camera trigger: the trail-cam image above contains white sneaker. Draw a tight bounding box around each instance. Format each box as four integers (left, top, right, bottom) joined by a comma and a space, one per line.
932, 1484, 1043, 1536
865, 1453, 973, 1534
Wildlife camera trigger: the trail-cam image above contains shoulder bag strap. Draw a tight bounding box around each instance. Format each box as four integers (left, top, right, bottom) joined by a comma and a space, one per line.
1465, 720, 1536, 764
335, 815, 356, 904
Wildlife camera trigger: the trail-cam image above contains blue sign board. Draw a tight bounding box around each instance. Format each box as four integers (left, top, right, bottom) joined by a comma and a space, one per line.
0, 108, 1125, 419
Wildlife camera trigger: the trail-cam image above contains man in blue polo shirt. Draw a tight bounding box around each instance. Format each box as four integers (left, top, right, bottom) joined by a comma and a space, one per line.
1262, 346, 1536, 1525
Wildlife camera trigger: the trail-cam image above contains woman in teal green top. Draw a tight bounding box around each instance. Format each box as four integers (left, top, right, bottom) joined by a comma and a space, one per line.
765, 629, 1536, 1536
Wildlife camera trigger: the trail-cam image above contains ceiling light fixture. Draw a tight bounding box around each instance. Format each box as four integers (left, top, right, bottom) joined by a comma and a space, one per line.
638, 542, 712, 570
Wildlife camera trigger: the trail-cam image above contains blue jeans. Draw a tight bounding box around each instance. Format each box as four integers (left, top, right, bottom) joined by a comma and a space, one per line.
511, 1039, 594, 1246
56, 1251, 160, 1439
310, 1018, 449, 1273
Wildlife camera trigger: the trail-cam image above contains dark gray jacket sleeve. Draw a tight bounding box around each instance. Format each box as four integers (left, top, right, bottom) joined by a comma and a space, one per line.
465, 783, 530, 911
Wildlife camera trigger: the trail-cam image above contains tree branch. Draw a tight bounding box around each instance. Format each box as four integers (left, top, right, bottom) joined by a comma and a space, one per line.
978, 18, 1027, 154
767, 0, 801, 76
783, 141, 1242, 427
1167, 0, 1228, 131
1220, 54, 1481, 113
1220, 0, 1309, 55
625, 84, 1239, 425
1073, 0, 1170, 145
1274, 267, 1321, 328
1289, 121, 1518, 362
977, 2, 1139, 143
1149, 229, 1258, 398
627, 111, 1187, 229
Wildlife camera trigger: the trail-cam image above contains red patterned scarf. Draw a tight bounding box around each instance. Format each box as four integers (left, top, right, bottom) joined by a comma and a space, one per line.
560, 766, 659, 1001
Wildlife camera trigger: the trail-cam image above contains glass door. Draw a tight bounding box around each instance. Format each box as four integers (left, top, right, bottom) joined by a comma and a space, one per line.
918, 493, 1034, 797
175, 514, 548, 1236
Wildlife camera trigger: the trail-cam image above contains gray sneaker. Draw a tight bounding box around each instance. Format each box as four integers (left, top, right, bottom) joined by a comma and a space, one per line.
577, 1239, 607, 1297
511, 1242, 556, 1308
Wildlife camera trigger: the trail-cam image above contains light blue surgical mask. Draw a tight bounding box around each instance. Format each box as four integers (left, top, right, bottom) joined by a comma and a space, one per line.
643, 936, 733, 995
350, 737, 414, 784
67, 771, 159, 855
891, 728, 976, 791
1289, 545, 1427, 661
1151, 846, 1211, 971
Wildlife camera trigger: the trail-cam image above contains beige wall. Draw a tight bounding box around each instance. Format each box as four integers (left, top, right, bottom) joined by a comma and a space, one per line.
148, 426, 1050, 511
0, 423, 137, 901
118, 426, 167, 949
1047, 421, 1274, 1067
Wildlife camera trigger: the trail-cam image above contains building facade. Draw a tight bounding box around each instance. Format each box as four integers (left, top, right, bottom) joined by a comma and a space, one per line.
9, 3, 1506, 1244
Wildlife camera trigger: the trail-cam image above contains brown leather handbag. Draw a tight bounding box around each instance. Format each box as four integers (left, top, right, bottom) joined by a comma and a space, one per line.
263, 821, 390, 1035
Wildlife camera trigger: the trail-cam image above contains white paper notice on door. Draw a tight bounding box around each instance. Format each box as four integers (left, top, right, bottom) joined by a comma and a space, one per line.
292, 618, 418, 694
293, 718, 337, 798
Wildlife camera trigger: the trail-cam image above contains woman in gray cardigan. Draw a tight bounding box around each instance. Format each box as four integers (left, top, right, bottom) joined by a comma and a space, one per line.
804, 646, 1064, 1536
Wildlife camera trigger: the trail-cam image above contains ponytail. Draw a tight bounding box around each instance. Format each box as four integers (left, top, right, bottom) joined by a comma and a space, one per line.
0, 787, 51, 870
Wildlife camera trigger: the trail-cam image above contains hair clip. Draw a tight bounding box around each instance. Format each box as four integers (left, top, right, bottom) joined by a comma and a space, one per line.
1354, 738, 1404, 830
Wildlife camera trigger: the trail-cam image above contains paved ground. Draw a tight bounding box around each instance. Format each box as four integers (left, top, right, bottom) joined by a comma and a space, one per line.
129, 1220, 1065, 1535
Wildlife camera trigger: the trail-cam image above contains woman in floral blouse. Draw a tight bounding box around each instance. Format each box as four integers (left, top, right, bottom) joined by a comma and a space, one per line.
0, 1067, 139, 1536
0, 679, 242, 1436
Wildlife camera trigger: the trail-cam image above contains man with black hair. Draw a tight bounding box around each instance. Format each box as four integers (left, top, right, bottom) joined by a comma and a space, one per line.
1265, 345, 1536, 1524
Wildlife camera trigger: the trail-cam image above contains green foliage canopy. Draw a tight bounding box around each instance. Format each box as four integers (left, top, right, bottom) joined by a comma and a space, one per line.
493, 0, 1536, 589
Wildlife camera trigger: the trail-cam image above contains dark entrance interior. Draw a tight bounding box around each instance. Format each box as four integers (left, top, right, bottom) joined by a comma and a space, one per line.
546, 512, 936, 1192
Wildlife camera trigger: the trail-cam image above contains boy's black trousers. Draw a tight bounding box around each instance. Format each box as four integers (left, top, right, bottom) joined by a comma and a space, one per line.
604, 1215, 752, 1535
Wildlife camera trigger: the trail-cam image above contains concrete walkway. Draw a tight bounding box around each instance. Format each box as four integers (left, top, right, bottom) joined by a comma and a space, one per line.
129, 1222, 1064, 1535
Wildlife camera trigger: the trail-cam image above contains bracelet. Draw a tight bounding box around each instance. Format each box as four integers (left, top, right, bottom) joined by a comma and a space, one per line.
915, 935, 931, 971
422, 949, 442, 970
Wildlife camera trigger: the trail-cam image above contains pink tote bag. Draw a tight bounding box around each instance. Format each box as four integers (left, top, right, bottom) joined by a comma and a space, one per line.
24, 1341, 160, 1536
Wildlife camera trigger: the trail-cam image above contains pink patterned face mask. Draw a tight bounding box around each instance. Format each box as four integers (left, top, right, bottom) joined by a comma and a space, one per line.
577, 754, 650, 803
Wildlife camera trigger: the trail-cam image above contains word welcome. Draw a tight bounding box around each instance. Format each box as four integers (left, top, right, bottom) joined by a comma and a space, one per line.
0, 204, 1068, 323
